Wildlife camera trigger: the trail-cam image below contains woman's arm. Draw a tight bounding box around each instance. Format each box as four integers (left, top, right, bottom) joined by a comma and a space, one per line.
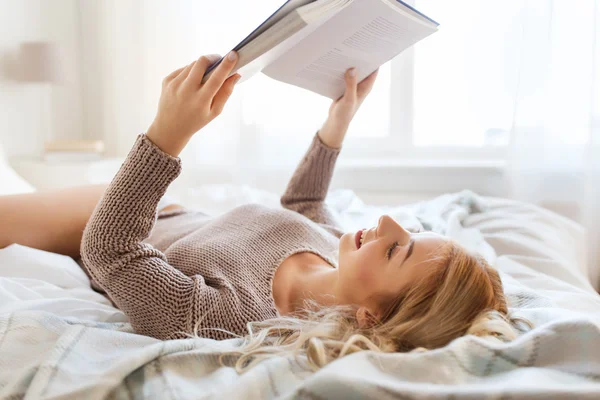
81, 134, 199, 339
280, 68, 379, 229
317, 67, 378, 149
81, 52, 241, 340
280, 133, 343, 228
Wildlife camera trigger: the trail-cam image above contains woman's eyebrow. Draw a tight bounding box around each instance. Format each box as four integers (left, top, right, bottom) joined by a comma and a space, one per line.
400, 238, 416, 267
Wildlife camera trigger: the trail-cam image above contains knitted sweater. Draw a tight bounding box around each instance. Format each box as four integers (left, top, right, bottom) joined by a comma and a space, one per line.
79, 132, 345, 340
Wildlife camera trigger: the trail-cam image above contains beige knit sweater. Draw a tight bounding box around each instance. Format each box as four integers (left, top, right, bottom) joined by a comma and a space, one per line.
79, 132, 345, 340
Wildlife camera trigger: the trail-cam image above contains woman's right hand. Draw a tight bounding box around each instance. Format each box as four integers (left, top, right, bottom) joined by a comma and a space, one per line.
146, 52, 241, 157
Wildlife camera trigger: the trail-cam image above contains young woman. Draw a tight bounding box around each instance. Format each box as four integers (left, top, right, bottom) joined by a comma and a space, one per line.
0, 51, 525, 372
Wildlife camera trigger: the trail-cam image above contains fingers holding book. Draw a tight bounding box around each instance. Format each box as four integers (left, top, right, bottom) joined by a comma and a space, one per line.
357, 69, 379, 103
342, 67, 359, 104
146, 52, 241, 157
318, 67, 380, 149
329, 67, 379, 123
186, 54, 222, 86
338, 68, 379, 109
200, 51, 240, 98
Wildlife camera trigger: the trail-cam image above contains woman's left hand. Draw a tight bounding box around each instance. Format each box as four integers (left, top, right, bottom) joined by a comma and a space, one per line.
146, 52, 241, 157
318, 68, 379, 148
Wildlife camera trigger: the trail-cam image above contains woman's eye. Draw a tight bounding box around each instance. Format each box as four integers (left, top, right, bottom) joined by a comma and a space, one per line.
386, 241, 399, 260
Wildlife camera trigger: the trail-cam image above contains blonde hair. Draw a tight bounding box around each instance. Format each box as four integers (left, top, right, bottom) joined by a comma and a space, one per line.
214, 240, 531, 373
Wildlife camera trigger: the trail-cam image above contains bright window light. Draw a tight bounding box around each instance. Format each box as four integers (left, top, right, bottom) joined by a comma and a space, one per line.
412, 0, 523, 147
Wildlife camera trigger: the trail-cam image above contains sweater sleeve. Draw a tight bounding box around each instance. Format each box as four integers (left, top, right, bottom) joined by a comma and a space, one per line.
280, 132, 345, 235
80, 133, 234, 340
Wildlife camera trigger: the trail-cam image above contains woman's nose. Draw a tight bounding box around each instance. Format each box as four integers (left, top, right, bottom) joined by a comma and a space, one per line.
378, 215, 411, 242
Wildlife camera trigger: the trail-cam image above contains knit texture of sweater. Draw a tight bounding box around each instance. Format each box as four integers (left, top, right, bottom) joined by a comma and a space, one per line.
79, 132, 345, 340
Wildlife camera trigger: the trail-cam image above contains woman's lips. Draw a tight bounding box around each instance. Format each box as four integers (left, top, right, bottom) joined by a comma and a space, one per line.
355, 229, 364, 249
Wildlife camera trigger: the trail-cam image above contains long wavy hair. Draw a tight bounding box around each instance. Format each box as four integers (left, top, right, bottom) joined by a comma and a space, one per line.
199, 240, 531, 373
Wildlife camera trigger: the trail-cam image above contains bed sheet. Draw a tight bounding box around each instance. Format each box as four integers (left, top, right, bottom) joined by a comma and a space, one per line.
1, 187, 599, 399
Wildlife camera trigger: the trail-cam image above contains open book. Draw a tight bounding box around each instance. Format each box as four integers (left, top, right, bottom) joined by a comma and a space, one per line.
202, 0, 439, 99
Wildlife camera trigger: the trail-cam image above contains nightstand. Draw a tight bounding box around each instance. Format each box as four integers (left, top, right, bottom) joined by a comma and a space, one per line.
9, 157, 124, 191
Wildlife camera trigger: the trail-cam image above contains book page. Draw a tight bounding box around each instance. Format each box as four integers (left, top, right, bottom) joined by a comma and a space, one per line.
262, 0, 437, 99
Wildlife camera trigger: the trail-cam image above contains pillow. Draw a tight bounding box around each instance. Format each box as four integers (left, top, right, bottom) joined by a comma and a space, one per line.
0, 144, 36, 195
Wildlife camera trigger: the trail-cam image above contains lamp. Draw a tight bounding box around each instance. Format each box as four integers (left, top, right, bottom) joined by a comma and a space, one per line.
18, 42, 66, 151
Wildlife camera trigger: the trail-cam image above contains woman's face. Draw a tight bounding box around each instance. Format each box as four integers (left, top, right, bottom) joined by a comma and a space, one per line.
337, 215, 448, 312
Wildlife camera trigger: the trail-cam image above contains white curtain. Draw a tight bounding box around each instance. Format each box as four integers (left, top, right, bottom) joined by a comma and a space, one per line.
506, 0, 600, 289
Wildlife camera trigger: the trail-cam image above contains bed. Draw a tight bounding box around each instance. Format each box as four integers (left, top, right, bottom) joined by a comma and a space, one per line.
1, 180, 600, 399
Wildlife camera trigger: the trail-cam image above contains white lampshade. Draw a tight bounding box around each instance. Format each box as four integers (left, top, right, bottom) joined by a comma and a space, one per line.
19, 42, 66, 84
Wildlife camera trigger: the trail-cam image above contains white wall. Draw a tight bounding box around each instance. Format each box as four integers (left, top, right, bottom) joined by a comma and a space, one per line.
0, 0, 148, 159
0, 0, 83, 158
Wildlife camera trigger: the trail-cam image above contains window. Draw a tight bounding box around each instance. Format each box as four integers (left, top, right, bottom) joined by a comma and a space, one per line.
233, 0, 526, 161
241, 63, 392, 166
412, 0, 594, 149
412, 0, 523, 148
144, 0, 592, 168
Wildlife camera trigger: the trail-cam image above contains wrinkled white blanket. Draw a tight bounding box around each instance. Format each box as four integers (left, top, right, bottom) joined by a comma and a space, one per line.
1, 188, 599, 399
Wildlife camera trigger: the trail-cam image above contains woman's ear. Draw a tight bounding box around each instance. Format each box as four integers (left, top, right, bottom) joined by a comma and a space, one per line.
356, 307, 381, 329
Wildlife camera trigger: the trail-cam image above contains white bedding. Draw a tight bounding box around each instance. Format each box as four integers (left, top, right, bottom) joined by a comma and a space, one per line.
0, 146, 36, 196
1, 187, 599, 399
